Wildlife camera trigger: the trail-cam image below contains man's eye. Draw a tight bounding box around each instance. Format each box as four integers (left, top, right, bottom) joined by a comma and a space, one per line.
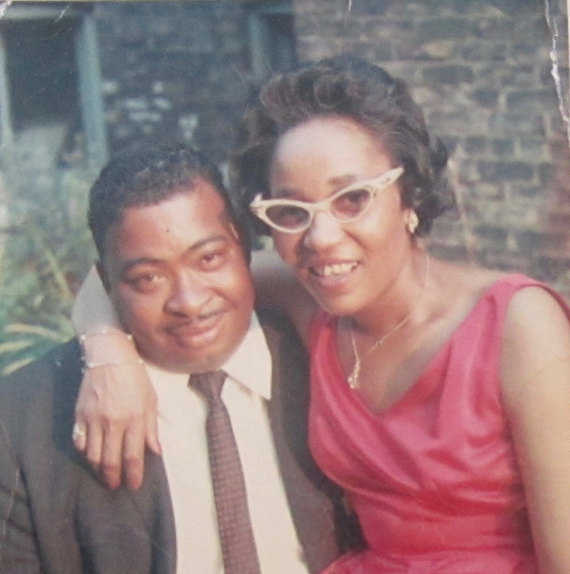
201, 251, 225, 268
127, 273, 162, 291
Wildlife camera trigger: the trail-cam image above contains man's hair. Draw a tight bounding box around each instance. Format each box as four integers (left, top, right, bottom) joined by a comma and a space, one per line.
231, 55, 455, 236
88, 141, 251, 261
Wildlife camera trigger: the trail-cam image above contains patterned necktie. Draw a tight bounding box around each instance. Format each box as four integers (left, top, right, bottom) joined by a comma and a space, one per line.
189, 370, 261, 574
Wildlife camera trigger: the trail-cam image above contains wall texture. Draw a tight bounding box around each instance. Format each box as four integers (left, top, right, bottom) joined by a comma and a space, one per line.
94, 1, 253, 164
5, 1, 566, 296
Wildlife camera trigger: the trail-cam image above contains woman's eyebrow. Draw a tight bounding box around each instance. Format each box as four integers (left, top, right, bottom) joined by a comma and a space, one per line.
270, 174, 362, 200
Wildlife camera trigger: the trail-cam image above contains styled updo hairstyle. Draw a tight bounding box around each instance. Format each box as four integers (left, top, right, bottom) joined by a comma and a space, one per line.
231, 55, 455, 236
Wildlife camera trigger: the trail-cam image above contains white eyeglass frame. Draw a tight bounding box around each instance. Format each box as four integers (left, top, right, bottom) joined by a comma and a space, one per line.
250, 166, 404, 233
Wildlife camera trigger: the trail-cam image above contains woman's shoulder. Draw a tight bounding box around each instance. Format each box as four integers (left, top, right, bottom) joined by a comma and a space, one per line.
430, 263, 558, 318
424, 264, 561, 349
465, 268, 570, 323
444, 265, 570, 367
427, 262, 501, 322
503, 277, 570, 337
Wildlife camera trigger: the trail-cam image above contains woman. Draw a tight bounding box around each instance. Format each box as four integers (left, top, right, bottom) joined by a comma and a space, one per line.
74, 56, 570, 572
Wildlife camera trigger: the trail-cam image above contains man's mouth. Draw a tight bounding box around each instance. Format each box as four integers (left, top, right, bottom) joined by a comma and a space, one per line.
167, 310, 225, 338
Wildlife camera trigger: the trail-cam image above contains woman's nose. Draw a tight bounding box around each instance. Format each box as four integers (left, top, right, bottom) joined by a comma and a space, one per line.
302, 210, 345, 251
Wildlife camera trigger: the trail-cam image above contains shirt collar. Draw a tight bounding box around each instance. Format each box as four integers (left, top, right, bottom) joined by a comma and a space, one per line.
145, 312, 272, 400
223, 312, 272, 399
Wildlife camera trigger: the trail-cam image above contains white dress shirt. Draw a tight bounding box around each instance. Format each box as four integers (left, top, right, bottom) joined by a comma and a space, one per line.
146, 313, 309, 574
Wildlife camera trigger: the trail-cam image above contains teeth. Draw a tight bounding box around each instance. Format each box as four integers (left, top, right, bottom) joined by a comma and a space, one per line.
314, 262, 357, 277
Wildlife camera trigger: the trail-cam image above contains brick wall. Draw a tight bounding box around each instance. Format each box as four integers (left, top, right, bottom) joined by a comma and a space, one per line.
293, 0, 570, 298
93, 1, 253, 164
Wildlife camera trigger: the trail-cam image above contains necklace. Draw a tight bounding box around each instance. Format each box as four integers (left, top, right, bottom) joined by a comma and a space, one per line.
347, 253, 430, 390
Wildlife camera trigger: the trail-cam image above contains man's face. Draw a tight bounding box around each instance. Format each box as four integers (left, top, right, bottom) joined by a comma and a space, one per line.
99, 179, 255, 374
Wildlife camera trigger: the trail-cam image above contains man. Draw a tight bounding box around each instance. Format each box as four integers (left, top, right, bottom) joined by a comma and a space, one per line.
0, 143, 357, 573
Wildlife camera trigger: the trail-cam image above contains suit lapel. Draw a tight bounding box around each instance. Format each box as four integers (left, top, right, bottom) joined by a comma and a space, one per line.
260, 312, 343, 573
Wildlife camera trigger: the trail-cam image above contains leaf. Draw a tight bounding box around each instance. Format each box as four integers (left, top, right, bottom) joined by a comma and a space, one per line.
1, 356, 35, 376
0, 167, 94, 373
0, 339, 35, 354
4, 323, 65, 342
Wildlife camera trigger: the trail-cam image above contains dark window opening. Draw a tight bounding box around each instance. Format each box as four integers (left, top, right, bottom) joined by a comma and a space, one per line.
3, 18, 81, 132
248, 2, 296, 80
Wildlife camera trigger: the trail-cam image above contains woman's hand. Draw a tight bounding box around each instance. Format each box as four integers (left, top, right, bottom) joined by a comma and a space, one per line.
74, 331, 161, 490
72, 267, 161, 489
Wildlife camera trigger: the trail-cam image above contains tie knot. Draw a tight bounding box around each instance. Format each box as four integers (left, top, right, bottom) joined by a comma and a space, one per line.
189, 370, 227, 404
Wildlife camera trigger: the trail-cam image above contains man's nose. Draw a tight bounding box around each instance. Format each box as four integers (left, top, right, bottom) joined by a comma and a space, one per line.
164, 274, 212, 315
302, 209, 345, 251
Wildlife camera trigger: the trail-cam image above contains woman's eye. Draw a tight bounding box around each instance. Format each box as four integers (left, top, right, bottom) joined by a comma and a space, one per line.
333, 189, 371, 217
267, 205, 308, 227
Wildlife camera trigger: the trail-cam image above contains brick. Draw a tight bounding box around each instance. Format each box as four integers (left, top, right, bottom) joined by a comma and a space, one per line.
512, 185, 542, 199
488, 113, 545, 138
460, 43, 508, 62
478, 161, 534, 182
470, 88, 499, 108
518, 139, 548, 160
506, 90, 553, 114
515, 230, 566, 252
475, 224, 508, 245
534, 256, 570, 284
463, 136, 487, 155
490, 138, 514, 156
422, 65, 474, 85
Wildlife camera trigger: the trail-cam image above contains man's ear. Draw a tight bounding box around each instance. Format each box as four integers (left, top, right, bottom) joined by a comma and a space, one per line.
96, 260, 112, 294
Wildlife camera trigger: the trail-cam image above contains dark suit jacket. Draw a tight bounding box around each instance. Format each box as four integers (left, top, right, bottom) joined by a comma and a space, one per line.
0, 311, 360, 573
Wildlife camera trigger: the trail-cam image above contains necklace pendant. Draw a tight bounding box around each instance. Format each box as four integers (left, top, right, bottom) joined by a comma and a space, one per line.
348, 359, 361, 390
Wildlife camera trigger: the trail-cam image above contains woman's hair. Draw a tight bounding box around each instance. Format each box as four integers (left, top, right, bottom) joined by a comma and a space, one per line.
231, 55, 455, 236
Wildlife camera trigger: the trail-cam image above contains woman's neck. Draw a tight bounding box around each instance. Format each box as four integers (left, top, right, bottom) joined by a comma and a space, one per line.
350, 247, 431, 339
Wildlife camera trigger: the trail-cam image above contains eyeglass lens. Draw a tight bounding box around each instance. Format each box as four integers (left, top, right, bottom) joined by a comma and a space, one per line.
266, 187, 373, 231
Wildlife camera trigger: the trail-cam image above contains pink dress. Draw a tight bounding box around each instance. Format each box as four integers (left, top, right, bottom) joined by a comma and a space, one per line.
309, 275, 570, 573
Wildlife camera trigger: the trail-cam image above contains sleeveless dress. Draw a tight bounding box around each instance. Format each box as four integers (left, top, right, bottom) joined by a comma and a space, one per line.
309, 275, 570, 573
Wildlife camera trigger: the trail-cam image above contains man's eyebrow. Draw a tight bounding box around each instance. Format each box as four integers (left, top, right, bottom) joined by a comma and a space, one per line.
119, 234, 231, 274
120, 257, 163, 275
189, 234, 230, 251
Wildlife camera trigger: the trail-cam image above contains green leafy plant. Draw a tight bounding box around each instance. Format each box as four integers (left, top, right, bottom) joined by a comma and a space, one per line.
0, 170, 96, 375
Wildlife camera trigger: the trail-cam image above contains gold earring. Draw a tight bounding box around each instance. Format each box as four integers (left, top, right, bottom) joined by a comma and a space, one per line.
407, 211, 419, 234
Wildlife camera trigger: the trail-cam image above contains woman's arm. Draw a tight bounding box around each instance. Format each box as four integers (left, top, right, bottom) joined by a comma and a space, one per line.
72, 267, 160, 490
501, 287, 570, 574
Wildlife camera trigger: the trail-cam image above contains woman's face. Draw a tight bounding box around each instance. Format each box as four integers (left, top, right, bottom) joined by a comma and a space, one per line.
268, 115, 414, 317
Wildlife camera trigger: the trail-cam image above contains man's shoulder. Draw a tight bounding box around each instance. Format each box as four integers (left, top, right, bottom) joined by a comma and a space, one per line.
0, 339, 82, 401
255, 307, 308, 385
256, 307, 298, 337
256, 308, 306, 352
